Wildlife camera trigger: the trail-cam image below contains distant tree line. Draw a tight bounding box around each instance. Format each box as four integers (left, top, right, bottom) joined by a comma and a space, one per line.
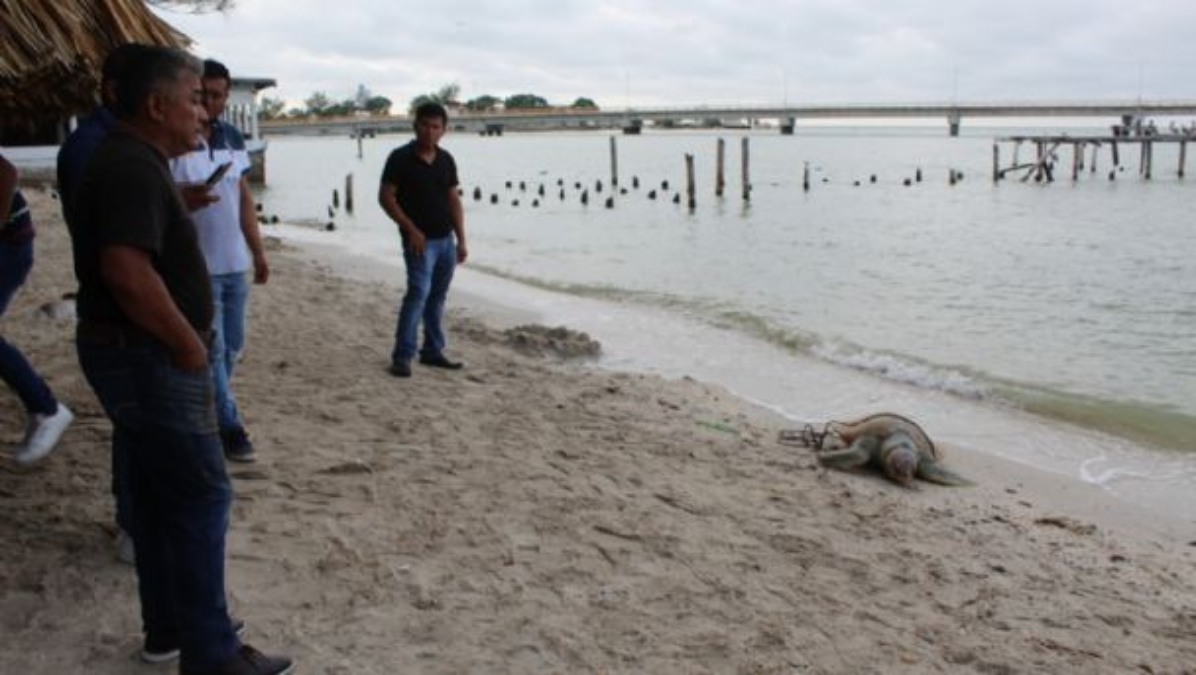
413, 84, 598, 113
259, 82, 598, 120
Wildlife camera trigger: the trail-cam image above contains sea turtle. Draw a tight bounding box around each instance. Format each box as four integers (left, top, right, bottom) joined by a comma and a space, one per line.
813, 413, 972, 487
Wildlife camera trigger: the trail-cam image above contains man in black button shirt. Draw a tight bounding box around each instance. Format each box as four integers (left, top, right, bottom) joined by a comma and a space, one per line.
70, 45, 292, 675
378, 102, 468, 377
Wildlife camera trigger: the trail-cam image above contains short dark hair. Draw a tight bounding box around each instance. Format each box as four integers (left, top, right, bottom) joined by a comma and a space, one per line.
101, 43, 149, 86
202, 59, 231, 84
415, 102, 448, 125
113, 46, 202, 120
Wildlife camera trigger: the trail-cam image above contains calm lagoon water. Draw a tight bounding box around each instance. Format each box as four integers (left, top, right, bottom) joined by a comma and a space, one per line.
254, 127, 1196, 522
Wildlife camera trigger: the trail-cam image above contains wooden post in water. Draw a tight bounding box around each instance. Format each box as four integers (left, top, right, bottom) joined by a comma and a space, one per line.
685, 153, 696, 211
1111, 141, 1120, 167
992, 143, 1000, 183
1072, 142, 1081, 181
1142, 141, 1153, 180
356, 129, 363, 159
1179, 140, 1188, 178
741, 137, 751, 202
1090, 143, 1099, 174
803, 162, 810, 192
715, 138, 726, 197
345, 174, 354, 214
609, 136, 618, 187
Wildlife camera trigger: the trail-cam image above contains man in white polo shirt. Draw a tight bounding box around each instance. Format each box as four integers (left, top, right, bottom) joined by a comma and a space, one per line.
171, 58, 268, 463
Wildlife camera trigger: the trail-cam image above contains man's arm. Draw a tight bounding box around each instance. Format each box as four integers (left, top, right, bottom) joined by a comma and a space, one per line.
99, 245, 208, 371
378, 180, 426, 255
448, 186, 467, 263
238, 175, 269, 283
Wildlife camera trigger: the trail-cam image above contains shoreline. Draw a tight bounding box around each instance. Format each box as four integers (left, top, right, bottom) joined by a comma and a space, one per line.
2, 189, 1194, 672
280, 225, 1196, 542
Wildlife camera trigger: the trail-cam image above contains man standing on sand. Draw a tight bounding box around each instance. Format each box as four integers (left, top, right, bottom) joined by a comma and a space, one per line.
170, 58, 269, 463
70, 45, 291, 675
379, 102, 468, 378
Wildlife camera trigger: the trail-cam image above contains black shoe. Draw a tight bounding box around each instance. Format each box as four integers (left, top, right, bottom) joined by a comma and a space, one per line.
180, 644, 293, 675
419, 353, 463, 370
388, 360, 412, 378
221, 427, 256, 463
141, 618, 246, 663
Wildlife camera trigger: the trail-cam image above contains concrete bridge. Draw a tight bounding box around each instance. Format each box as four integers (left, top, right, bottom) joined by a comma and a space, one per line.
259, 99, 1196, 138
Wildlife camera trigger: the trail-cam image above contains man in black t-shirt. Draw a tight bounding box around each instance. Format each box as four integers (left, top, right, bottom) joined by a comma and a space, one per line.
378, 102, 468, 377
71, 46, 292, 675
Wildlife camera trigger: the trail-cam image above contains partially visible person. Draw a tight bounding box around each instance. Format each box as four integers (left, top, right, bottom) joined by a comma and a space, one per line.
70, 45, 292, 675
378, 101, 468, 378
57, 42, 148, 228
57, 41, 147, 564
0, 154, 73, 465
169, 58, 268, 464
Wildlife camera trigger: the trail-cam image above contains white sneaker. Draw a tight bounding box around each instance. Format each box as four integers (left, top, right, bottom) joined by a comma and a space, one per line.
14, 403, 73, 465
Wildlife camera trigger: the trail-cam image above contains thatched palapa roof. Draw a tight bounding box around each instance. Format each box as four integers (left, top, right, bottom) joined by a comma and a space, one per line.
0, 0, 190, 128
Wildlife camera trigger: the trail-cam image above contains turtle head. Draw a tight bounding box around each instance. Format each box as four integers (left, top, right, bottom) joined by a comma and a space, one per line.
882, 445, 917, 487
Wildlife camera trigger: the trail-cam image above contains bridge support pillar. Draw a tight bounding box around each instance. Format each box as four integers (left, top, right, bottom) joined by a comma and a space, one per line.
483, 123, 504, 136
780, 117, 795, 135
947, 111, 962, 137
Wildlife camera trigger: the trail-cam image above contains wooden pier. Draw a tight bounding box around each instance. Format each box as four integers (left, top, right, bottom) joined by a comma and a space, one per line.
993, 133, 1191, 183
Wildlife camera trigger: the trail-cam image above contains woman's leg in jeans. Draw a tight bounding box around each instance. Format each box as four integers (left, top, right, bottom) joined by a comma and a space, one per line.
0, 240, 57, 416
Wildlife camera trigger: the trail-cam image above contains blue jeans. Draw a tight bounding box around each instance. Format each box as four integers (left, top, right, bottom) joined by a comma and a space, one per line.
209, 272, 248, 431
0, 239, 57, 415
391, 236, 456, 364
76, 338, 239, 670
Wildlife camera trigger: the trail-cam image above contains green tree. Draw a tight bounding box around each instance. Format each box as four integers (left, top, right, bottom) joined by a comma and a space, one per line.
504, 93, 549, 109
571, 97, 598, 109
363, 95, 393, 115
409, 82, 462, 114
304, 91, 333, 116
465, 95, 501, 112
258, 96, 285, 119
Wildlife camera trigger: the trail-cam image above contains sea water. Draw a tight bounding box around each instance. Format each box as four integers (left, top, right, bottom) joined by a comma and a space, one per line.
254, 127, 1196, 522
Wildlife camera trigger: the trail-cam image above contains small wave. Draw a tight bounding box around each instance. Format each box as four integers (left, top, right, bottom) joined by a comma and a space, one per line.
810, 341, 990, 400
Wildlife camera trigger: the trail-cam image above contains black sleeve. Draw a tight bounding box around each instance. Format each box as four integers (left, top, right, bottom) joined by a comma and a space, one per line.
90, 156, 168, 254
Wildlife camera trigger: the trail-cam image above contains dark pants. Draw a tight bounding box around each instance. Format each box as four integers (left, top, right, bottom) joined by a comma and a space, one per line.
0, 239, 57, 416
77, 337, 239, 670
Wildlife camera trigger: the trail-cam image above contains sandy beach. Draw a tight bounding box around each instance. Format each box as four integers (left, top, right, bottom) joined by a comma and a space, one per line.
2, 188, 1194, 674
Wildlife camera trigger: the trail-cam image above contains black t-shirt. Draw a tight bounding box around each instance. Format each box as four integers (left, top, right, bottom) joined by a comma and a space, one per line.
380, 141, 459, 241
72, 127, 213, 332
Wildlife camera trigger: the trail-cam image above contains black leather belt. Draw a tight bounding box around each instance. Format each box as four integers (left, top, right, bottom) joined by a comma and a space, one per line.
77, 320, 212, 348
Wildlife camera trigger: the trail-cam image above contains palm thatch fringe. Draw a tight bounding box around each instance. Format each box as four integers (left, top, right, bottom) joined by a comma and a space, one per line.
1, 0, 190, 129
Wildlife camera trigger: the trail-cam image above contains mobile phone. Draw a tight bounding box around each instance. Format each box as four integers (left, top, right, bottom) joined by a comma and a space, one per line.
205, 161, 233, 186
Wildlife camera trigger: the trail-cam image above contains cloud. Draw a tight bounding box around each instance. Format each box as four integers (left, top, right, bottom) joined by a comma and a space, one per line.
154, 0, 1196, 110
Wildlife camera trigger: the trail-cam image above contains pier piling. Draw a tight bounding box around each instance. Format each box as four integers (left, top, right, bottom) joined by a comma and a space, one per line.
1179, 140, 1187, 178
685, 153, 696, 211
716, 138, 726, 197
345, 174, 354, 214
741, 138, 751, 202
609, 136, 618, 187
992, 144, 999, 183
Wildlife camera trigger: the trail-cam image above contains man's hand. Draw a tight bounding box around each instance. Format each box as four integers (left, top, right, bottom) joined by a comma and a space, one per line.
171, 336, 209, 372
178, 184, 218, 212
252, 252, 269, 284
407, 229, 426, 256
456, 241, 468, 264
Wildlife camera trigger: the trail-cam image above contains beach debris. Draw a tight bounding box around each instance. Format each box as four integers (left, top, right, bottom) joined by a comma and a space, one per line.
779, 412, 972, 487
1034, 516, 1097, 536
503, 324, 601, 359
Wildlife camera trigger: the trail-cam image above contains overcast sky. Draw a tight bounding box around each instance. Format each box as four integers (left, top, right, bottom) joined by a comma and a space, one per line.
153, 0, 1196, 111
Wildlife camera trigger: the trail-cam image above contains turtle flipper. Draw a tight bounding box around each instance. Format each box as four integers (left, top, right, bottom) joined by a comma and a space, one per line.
817, 436, 879, 471
916, 458, 974, 486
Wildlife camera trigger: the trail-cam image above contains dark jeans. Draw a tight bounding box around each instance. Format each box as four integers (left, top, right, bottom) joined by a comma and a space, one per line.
77, 337, 239, 670
0, 239, 56, 415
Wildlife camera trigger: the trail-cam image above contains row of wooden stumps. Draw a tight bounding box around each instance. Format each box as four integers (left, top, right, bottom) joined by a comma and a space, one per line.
607, 136, 754, 212
993, 135, 1191, 183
